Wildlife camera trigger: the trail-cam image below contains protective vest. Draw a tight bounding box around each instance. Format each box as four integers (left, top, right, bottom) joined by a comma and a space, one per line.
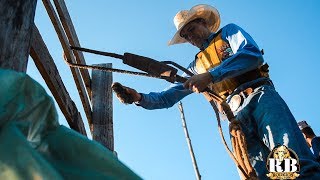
195, 31, 268, 99
195, 31, 239, 98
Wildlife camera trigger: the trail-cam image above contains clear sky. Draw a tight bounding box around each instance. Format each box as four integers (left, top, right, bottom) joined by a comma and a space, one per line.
28, 1, 320, 179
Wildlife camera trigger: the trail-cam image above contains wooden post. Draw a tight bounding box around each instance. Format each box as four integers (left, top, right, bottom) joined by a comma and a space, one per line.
91, 63, 114, 151
178, 101, 201, 180
0, 0, 38, 72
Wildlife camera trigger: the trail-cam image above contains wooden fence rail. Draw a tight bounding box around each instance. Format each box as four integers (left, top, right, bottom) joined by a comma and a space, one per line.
30, 26, 87, 135
53, 0, 92, 97
42, 0, 92, 127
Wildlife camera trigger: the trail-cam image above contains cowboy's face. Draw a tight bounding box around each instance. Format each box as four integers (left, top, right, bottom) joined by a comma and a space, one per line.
180, 19, 211, 48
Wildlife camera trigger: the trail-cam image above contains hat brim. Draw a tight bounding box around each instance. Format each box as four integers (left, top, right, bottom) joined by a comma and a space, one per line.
168, 5, 221, 46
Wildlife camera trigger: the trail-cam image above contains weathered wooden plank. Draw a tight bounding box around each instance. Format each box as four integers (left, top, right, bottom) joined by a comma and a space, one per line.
91, 63, 114, 151
42, 0, 92, 125
52, 0, 91, 97
0, 0, 37, 72
30, 25, 87, 136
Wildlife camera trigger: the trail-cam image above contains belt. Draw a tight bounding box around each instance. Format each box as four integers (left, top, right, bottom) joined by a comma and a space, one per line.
228, 79, 272, 112
243, 79, 272, 95
218, 64, 270, 99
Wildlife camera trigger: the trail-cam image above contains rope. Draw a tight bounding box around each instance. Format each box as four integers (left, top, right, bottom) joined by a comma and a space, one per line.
206, 96, 250, 179
220, 102, 258, 180
203, 91, 257, 180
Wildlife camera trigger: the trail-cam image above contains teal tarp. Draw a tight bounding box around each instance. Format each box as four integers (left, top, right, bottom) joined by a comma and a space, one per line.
0, 69, 141, 180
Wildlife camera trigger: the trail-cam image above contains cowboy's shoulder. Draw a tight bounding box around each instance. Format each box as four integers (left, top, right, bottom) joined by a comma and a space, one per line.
220, 23, 247, 38
221, 23, 242, 31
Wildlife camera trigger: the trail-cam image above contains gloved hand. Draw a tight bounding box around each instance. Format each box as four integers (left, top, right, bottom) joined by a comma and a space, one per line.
183, 72, 213, 93
111, 82, 141, 104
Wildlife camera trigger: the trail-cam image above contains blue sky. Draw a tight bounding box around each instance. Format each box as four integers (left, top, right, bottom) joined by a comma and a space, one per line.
28, 1, 320, 179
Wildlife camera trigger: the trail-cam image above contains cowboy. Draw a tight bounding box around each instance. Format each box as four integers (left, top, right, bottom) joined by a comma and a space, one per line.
114, 4, 320, 179
298, 120, 320, 161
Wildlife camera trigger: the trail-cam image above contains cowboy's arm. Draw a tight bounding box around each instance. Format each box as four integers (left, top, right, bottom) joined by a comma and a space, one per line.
209, 23, 264, 83
136, 82, 192, 110
115, 64, 194, 109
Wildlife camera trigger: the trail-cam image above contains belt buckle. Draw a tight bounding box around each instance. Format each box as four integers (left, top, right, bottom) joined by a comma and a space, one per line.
228, 94, 243, 111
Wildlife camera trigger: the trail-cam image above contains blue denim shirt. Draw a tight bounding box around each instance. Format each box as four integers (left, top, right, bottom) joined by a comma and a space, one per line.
137, 23, 264, 109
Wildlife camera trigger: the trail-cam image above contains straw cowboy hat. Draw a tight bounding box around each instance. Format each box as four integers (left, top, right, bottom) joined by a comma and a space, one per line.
168, 4, 220, 46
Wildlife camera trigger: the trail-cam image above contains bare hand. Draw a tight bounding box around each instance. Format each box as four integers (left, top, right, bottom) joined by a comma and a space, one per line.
111, 82, 141, 104
183, 72, 213, 93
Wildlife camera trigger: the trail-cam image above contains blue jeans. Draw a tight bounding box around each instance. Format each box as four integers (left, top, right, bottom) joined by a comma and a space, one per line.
230, 83, 320, 179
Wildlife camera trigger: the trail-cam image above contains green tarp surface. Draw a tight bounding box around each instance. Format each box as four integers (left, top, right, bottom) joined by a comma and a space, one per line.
0, 69, 141, 180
